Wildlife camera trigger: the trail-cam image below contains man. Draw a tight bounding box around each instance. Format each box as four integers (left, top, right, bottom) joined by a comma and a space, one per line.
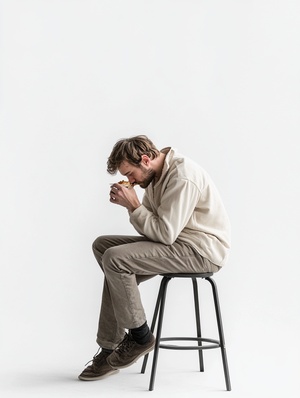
78, 135, 230, 381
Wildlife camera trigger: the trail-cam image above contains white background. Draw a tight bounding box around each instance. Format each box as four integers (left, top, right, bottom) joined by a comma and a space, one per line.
1, 1, 299, 397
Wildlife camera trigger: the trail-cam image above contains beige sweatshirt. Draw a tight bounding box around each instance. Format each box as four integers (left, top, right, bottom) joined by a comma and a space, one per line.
130, 147, 231, 267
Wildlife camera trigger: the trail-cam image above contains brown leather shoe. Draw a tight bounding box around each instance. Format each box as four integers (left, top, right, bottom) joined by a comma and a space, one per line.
107, 332, 155, 369
78, 349, 119, 381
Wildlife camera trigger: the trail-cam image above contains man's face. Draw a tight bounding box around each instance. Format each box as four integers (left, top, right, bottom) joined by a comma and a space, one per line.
118, 159, 155, 189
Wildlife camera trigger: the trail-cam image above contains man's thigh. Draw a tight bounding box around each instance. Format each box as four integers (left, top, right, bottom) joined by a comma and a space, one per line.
102, 239, 218, 275
92, 234, 148, 256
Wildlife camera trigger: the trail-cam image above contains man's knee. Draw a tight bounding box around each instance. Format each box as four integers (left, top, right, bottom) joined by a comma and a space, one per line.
92, 235, 111, 256
92, 235, 112, 269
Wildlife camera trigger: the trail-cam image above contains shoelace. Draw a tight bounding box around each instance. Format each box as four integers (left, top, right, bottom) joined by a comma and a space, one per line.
115, 333, 135, 354
84, 347, 102, 367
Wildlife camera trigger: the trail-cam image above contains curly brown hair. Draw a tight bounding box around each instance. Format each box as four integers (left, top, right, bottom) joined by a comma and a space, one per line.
107, 135, 160, 175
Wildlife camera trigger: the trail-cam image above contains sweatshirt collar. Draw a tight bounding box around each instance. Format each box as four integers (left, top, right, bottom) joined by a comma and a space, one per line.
153, 147, 173, 187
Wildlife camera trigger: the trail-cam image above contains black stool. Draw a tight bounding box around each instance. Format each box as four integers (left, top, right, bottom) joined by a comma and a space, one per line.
141, 273, 231, 391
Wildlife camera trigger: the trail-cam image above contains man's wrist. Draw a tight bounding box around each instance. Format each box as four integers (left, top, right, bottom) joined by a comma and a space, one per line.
128, 203, 141, 213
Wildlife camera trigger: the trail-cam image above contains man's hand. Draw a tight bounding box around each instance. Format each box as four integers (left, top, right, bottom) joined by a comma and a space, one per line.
109, 183, 141, 213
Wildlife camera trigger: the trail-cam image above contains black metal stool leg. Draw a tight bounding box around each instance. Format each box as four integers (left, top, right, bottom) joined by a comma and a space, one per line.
141, 279, 165, 374
206, 277, 231, 391
192, 277, 204, 372
149, 276, 171, 391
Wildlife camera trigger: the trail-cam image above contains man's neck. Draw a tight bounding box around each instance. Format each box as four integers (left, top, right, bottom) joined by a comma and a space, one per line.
153, 152, 167, 184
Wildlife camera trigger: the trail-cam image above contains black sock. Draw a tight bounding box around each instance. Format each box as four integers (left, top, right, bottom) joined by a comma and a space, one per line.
101, 347, 113, 354
130, 322, 151, 345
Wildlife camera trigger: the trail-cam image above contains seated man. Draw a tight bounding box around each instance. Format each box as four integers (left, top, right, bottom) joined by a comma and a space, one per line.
78, 135, 231, 381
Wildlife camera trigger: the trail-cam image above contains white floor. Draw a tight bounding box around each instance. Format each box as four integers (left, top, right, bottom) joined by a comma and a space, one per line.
1, 271, 299, 398
1, 335, 299, 398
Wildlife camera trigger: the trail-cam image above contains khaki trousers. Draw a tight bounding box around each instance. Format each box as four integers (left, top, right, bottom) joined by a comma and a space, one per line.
92, 234, 220, 350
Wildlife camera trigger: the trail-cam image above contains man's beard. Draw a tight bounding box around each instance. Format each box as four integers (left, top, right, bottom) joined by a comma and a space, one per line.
139, 166, 156, 188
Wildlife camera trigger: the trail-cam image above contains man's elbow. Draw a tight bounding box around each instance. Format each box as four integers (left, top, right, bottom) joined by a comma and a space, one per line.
158, 234, 177, 246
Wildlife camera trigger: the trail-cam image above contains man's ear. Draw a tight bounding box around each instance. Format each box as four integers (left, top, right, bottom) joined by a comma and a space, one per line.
140, 154, 150, 166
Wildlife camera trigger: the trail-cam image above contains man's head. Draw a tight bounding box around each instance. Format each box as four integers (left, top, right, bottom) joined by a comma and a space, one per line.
107, 135, 160, 188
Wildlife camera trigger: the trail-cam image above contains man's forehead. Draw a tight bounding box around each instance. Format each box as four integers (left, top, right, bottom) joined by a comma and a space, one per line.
119, 161, 134, 174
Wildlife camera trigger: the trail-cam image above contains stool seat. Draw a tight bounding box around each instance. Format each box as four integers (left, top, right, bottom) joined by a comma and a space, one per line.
141, 272, 231, 392
160, 272, 213, 278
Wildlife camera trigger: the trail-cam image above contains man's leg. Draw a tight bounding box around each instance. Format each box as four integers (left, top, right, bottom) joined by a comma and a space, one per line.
78, 235, 150, 381
101, 239, 219, 369
79, 235, 219, 378
92, 235, 151, 349
102, 238, 218, 329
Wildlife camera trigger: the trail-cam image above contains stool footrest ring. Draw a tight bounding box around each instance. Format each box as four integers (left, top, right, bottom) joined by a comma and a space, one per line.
159, 337, 220, 350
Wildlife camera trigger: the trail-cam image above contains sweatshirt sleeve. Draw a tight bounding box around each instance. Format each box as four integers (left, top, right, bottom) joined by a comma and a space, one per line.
129, 178, 201, 245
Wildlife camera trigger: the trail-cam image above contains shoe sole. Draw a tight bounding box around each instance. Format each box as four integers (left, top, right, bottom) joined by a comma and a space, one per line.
78, 369, 119, 381
107, 342, 155, 370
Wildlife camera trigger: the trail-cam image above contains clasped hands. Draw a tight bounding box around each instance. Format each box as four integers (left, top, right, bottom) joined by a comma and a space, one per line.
109, 183, 141, 213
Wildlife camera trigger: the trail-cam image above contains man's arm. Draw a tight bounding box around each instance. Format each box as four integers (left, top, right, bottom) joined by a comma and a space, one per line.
130, 178, 201, 245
